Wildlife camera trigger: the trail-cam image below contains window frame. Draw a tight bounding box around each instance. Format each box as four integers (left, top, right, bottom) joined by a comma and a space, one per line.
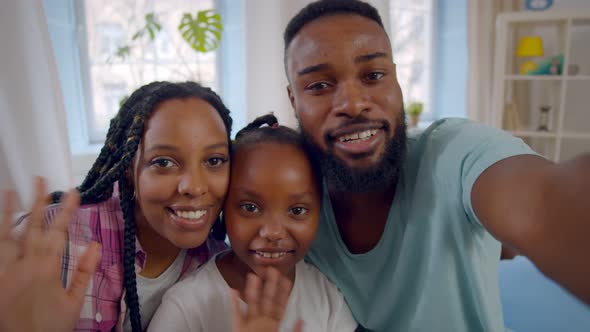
389, 0, 437, 123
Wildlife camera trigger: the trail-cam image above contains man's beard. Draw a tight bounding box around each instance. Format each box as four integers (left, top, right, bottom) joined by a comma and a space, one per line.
300, 112, 407, 193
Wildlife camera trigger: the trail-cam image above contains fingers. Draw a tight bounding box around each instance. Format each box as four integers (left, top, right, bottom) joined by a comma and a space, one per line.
0, 190, 16, 240
292, 320, 304, 332
52, 190, 80, 235
26, 177, 49, 232
230, 289, 244, 332
260, 268, 279, 318
244, 272, 262, 320
67, 242, 101, 305
275, 270, 293, 320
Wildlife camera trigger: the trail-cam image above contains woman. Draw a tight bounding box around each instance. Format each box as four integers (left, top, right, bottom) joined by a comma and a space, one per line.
1, 81, 231, 332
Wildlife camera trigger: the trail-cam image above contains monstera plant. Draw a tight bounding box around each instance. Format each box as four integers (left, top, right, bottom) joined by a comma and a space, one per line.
112, 9, 222, 81
178, 10, 222, 53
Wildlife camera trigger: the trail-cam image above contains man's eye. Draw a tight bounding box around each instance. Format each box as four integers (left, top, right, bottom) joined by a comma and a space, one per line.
306, 82, 330, 91
367, 72, 385, 81
240, 203, 259, 213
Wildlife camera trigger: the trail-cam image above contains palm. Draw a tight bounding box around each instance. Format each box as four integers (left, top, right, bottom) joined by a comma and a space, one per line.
0, 179, 100, 332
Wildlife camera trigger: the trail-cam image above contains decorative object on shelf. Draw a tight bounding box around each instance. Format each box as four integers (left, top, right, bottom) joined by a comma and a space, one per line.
516, 36, 544, 74
525, 0, 553, 11
567, 64, 580, 76
503, 102, 521, 131
529, 55, 564, 75
537, 105, 551, 131
407, 102, 423, 127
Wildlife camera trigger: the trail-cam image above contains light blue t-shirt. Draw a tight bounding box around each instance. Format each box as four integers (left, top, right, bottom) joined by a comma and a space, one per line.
306, 118, 538, 332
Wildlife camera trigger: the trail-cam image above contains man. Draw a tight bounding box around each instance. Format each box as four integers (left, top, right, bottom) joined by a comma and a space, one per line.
284, 0, 590, 330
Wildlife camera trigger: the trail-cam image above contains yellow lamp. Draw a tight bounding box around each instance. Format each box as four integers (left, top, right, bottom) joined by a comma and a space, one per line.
516, 36, 544, 74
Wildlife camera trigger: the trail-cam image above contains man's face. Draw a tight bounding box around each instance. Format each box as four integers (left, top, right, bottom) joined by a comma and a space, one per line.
286, 14, 406, 192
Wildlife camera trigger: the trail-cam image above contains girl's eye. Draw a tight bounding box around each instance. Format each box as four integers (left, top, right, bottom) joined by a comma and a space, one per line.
366, 72, 385, 81
290, 207, 309, 216
150, 158, 176, 168
207, 157, 227, 167
240, 203, 259, 213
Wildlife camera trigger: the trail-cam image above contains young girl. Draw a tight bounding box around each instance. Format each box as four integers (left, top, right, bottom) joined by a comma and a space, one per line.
149, 114, 359, 332
4, 81, 233, 332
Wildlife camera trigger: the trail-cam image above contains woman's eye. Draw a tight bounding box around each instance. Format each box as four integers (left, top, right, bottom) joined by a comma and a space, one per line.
290, 207, 308, 216
367, 72, 385, 81
151, 158, 175, 168
207, 157, 227, 167
240, 203, 259, 213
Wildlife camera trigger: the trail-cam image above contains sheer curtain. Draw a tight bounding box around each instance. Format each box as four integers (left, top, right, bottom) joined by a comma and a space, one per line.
0, 0, 72, 211
467, 0, 521, 124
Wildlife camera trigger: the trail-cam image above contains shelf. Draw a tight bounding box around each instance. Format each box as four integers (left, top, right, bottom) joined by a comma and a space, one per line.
505, 75, 562, 81
508, 130, 557, 138
562, 132, 590, 140
566, 75, 590, 81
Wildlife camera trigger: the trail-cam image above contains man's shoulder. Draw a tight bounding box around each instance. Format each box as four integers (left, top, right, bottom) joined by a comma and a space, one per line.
406, 117, 517, 163
409, 118, 485, 144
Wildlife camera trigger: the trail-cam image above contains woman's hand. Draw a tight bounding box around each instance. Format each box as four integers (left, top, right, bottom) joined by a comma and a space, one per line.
0, 178, 101, 332
231, 267, 303, 332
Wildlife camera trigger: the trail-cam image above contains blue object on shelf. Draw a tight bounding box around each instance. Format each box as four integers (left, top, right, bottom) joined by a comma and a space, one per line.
526, 0, 553, 11
529, 55, 563, 75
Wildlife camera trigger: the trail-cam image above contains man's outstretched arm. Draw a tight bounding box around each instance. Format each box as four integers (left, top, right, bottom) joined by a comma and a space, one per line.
473, 154, 590, 304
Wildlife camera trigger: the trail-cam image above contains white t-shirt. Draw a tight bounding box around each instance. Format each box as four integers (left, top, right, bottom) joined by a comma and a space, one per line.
148, 251, 358, 332
123, 249, 187, 332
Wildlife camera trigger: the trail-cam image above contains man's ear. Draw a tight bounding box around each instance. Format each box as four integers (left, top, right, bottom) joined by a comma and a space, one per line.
287, 85, 295, 109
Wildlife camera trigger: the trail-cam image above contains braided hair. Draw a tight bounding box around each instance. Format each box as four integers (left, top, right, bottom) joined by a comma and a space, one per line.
54, 81, 231, 332
233, 113, 322, 189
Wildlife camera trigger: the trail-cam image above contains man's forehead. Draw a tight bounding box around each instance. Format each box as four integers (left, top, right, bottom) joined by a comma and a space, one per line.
286, 14, 391, 71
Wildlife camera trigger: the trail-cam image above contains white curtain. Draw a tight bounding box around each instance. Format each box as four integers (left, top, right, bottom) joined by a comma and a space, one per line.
0, 0, 72, 211
467, 0, 521, 124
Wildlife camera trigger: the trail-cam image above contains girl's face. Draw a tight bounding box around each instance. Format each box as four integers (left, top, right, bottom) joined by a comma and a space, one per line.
132, 97, 230, 249
224, 143, 321, 279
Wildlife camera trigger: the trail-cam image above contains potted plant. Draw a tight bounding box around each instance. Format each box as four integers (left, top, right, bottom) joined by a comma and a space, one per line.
407, 102, 423, 127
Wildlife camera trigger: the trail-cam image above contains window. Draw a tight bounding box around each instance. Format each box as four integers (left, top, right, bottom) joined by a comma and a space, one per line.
77, 0, 218, 143
389, 0, 435, 120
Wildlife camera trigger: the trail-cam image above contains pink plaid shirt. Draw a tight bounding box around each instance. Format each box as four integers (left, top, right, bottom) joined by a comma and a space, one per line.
16, 194, 226, 332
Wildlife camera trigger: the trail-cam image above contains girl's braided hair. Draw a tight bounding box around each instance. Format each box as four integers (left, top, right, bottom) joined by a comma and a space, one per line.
53, 81, 231, 332
232, 112, 322, 191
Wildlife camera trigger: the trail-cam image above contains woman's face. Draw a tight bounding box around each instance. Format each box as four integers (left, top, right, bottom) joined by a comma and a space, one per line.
132, 97, 230, 249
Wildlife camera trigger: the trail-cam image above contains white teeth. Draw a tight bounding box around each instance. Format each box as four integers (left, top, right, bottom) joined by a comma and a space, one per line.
338, 129, 377, 143
255, 251, 287, 259
174, 210, 206, 220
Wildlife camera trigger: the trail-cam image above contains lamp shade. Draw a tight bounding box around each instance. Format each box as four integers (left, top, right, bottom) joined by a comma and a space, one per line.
516, 36, 544, 57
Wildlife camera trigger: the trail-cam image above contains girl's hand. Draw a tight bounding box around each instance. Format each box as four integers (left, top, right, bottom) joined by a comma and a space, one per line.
231, 267, 303, 332
0, 178, 101, 332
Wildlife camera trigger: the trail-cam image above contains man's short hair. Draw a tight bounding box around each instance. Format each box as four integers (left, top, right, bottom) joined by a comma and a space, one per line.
283, 0, 384, 52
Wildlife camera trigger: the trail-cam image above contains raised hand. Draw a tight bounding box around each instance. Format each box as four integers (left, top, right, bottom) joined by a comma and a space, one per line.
0, 178, 101, 332
231, 267, 303, 332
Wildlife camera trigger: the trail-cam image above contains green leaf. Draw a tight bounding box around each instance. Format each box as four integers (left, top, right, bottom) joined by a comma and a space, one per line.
131, 31, 143, 41
115, 45, 132, 59
144, 12, 162, 41
178, 9, 223, 53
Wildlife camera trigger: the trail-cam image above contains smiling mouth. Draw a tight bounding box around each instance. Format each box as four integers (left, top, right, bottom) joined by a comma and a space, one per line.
250, 250, 294, 259
169, 208, 207, 220
335, 129, 379, 143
